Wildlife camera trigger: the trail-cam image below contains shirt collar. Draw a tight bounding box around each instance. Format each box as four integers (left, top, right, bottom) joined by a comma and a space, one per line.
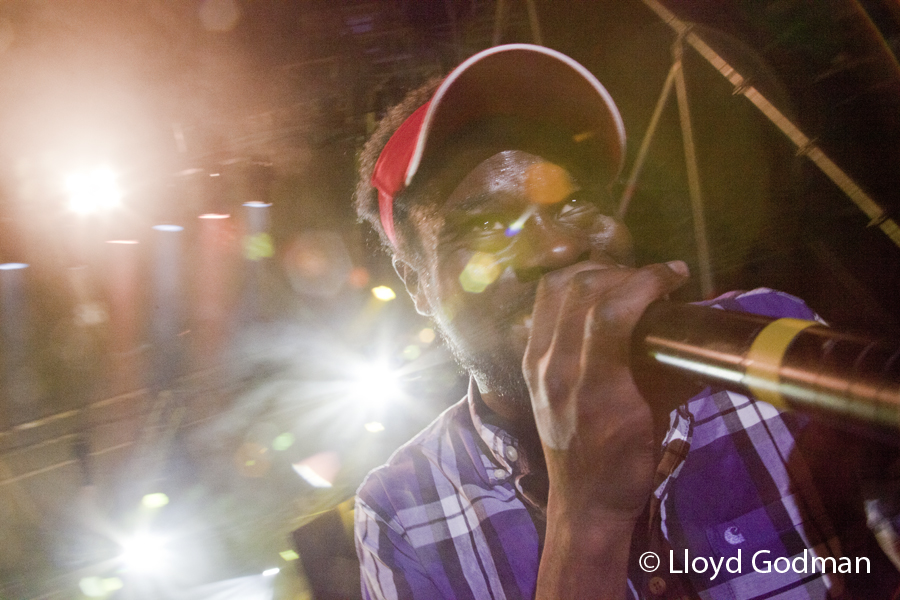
466, 377, 549, 509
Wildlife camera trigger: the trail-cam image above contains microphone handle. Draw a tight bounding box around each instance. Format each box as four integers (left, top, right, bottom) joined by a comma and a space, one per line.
631, 301, 900, 431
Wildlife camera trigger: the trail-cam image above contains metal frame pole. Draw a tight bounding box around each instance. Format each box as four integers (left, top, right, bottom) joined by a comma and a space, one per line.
639, 0, 900, 248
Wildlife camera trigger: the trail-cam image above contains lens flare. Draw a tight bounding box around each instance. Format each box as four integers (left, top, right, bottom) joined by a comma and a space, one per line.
459, 252, 501, 293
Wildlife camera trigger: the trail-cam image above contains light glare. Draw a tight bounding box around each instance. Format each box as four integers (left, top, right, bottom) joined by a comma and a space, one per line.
152, 224, 184, 232
365, 421, 385, 433
66, 167, 121, 214
141, 493, 169, 509
120, 533, 167, 573
353, 363, 401, 404
371, 286, 396, 301
293, 465, 333, 488
279, 550, 300, 561
262, 567, 280, 577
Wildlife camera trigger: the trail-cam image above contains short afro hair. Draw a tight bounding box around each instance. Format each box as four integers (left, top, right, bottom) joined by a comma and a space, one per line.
355, 77, 442, 258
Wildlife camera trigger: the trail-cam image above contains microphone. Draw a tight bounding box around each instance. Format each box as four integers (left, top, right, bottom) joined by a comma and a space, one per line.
631, 301, 900, 432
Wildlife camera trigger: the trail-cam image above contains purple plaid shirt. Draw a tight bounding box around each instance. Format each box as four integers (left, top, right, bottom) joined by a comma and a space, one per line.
355, 289, 900, 599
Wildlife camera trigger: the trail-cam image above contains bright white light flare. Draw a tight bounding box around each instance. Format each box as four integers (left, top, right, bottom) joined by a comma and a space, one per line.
353, 363, 401, 405
66, 167, 121, 214
120, 533, 167, 573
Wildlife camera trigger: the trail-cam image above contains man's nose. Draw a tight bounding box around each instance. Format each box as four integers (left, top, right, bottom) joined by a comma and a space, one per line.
511, 213, 590, 282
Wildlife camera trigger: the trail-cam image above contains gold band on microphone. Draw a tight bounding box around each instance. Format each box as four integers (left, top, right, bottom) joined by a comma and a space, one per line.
744, 318, 817, 409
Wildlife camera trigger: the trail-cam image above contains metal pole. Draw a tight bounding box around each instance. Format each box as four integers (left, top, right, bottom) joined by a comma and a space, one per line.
672, 37, 715, 298
524, 0, 543, 45
617, 61, 679, 220
639, 0, 900, 248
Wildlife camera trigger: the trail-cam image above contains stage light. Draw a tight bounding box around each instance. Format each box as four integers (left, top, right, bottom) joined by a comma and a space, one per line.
120, 533, 167, 573
198, 213, 230, 219
0, 263, 28, 270
242, 201, 272, 208
106, 240, 139, 245
371, 286, 396, 301
352, 362, 401, 405
152, 224, 184, 232
66, 167, 121, 214
279, 550, 299, 562
364, 422, 385, 433
262, 567, 280, 577
141, 493, 169, 509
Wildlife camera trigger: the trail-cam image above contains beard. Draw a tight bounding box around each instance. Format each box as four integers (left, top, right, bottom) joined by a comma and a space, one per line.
434, 311, 534, 416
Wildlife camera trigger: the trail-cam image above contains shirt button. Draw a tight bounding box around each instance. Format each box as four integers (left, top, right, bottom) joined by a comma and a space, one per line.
648, 576, 666, 596
504, 446, 518, 462
493, 469, 509, 480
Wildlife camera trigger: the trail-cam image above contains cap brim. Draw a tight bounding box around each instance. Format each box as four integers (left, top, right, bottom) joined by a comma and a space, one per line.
405, 44, 626, 188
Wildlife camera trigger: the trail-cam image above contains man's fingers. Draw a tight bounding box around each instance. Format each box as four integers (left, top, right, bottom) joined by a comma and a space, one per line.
524, 263, 625, 370
581, 262, 689, 376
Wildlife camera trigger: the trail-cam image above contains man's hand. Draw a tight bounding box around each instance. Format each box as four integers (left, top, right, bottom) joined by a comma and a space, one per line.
523, 258, 689, 599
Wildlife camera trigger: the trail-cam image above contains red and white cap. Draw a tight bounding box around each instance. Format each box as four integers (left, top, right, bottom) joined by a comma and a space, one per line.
371, 44, 626, 247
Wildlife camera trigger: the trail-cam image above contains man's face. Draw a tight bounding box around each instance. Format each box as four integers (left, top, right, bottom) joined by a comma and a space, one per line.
405, 150, 634, 417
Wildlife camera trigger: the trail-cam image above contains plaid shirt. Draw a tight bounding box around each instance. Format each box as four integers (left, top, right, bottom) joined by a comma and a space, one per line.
355, 289, 900, 599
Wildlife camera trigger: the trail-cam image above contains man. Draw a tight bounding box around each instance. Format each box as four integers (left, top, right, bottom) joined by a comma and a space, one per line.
352, 44, 900, 599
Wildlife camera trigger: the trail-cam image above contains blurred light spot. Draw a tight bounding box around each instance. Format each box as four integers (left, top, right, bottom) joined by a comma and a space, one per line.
524, 162, 576, 205
243, 201, 272, 208
152, 224, 184, 232
198, 213, 230, 219
106, 239, 139, 244
272, 433, 294, 452
371, 286, 396, 301
293, 451, 340, 488
120, 533, 166, 573
142, 493, 169, 509
0, 263, 28, 270
209, 173, 220, 177
364, 422, 385, 433
279, 550, 300, 561
78, 577, 104, 598
75, 302, 107, 326
459, 252, 501, 293
418, 328, 436, 344
402, 345, 421, 361
235, 443, 271, 477
262, 567, 280, 577
284, 231, 352, 297
79, 576, 124, 598
347, 267, 370, 288
244, 232, 274, 261
66, 167, 121, 214
199, 0, 241, 31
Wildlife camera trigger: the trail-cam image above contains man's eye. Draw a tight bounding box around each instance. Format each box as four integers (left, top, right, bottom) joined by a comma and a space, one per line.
557, 192, 612, 221
471, 220, 506, 235
455, 218, 511, 251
